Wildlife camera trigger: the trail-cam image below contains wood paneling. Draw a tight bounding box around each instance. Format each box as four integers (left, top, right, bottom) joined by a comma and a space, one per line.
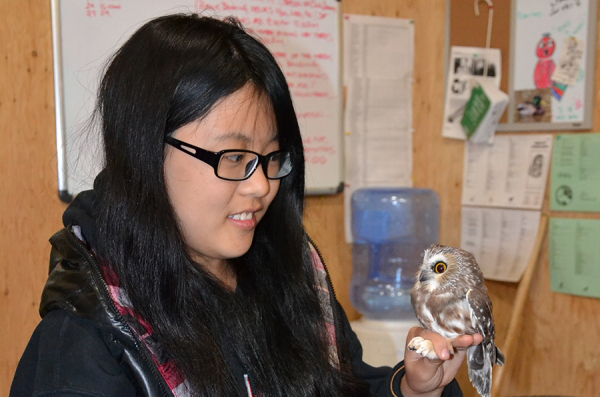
0, 0, 66, 394
2, 0, 600, 396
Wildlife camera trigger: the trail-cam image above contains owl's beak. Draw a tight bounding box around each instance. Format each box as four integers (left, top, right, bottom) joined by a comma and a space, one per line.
419, 273, 427, 283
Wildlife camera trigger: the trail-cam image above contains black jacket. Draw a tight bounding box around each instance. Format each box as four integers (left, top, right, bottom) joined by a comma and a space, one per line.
10, 191, 463, 396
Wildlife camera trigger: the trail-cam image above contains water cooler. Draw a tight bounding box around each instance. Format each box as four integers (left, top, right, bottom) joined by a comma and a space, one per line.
349, 188, 440, 367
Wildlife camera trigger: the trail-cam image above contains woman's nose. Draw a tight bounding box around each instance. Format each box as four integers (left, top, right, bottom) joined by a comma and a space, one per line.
239, 163, 271, 197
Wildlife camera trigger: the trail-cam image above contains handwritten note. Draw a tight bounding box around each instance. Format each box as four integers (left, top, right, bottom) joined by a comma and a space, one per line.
550, 218, 600, 299
302, 134, 336, 166
549, 0, 584, 17
194, 0, 339, 105
85, 1, 122, 17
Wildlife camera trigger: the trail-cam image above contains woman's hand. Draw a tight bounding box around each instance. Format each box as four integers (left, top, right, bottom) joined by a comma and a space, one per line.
400, 327, 483, 397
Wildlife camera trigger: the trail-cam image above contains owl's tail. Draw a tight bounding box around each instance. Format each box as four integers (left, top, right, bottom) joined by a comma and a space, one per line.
495, 346, 505, 366
467, 342, 506, 397
467, 343, 492, 397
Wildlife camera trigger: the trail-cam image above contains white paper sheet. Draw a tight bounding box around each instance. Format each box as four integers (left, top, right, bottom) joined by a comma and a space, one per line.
552, 37, 585, 86
343, 14, 414, 242
461, 207, 541, 282
462, 134, 553, 210
442, 47, 501, 140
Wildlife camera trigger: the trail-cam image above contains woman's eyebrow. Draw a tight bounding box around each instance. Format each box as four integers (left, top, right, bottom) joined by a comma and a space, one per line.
213, 131, 279, 145
213, 132, 253, 144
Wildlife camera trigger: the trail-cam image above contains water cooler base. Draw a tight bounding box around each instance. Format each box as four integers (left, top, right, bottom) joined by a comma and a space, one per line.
350, 318, 421, 367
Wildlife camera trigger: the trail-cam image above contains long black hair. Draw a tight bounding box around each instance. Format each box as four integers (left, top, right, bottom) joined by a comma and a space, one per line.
94, 14, 368, 396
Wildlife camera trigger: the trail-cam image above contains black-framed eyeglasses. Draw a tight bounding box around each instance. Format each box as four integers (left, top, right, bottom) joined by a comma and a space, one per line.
165, 136, 293, 181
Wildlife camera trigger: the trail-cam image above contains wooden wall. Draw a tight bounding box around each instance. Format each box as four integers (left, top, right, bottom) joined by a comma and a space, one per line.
1, 0, 66, 391
1, 0, 600, 396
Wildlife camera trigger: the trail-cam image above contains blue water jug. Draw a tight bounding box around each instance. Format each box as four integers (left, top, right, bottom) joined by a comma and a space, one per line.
350, 188, 440, 320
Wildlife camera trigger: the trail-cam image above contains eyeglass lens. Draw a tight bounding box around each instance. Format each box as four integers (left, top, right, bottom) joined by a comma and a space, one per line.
217, 151, 291, 180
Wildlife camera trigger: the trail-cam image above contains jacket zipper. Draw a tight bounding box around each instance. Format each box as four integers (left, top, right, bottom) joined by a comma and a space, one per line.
63, 228, 173, 397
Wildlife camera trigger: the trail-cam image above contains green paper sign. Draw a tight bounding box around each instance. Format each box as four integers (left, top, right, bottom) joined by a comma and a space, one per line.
550, 133, 600, 212
550, 218, 600, 299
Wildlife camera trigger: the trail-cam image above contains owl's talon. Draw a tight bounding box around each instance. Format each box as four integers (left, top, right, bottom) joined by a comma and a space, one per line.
407, 336, 439, 360
407, 336, 421, 351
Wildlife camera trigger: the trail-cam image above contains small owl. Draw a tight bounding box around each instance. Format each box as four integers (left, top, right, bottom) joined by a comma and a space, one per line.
408, 244, 505, 397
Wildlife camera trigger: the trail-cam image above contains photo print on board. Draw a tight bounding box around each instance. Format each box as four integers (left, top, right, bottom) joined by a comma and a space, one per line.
442, 46, 501, 140
514, 88, 552, 123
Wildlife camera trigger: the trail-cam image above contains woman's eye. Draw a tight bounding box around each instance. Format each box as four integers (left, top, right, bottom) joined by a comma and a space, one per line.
269, 152, 280, 161
434, 261, 447, 274
223, 154, 244, 164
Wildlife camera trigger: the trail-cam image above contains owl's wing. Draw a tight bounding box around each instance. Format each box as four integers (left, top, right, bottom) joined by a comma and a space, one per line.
466, 287, 494, 337
465, 288, 496, 368
466, 288, 498, 397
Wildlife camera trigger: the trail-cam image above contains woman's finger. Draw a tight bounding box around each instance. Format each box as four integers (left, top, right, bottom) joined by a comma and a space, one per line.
452, 333, 483, 350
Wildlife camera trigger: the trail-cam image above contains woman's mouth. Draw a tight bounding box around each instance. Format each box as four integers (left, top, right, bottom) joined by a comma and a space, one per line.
229, 212, 254, 221
228, 211, 258, 230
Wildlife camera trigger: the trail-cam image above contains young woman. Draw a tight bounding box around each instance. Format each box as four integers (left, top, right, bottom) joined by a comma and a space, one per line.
11, 14, 480, 397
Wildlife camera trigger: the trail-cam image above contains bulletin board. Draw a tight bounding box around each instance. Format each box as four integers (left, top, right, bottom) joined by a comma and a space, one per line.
448, 0, 597, 131
51, 0, 343, 201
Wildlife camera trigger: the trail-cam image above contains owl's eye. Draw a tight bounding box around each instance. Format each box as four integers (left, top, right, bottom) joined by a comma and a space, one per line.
434, 261, 447, 274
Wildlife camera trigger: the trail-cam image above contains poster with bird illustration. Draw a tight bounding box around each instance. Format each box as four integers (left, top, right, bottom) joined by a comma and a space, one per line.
512, 0, 591, 125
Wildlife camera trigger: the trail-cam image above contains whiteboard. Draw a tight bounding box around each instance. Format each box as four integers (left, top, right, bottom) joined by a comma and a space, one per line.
51, 0, 343, 202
